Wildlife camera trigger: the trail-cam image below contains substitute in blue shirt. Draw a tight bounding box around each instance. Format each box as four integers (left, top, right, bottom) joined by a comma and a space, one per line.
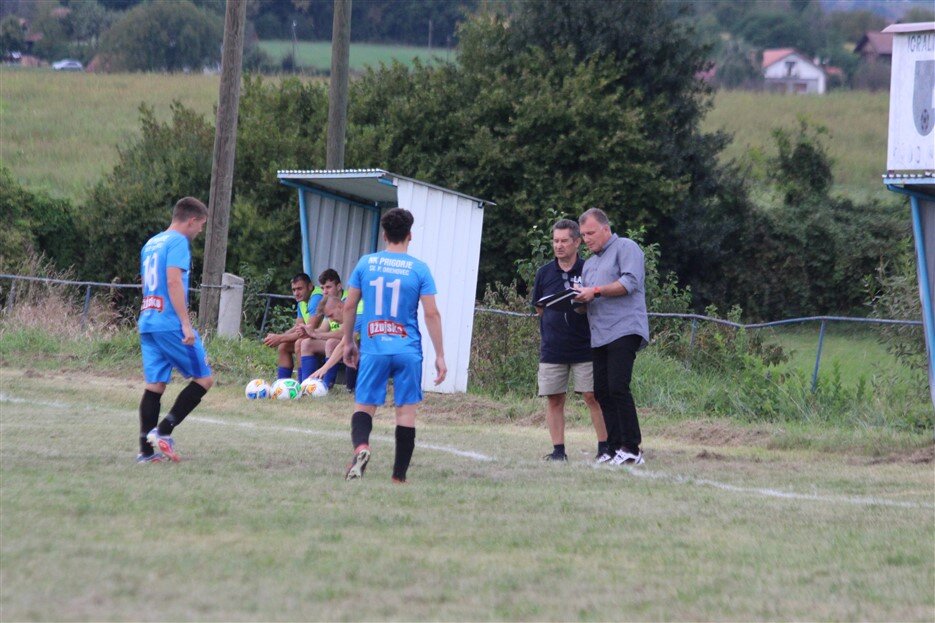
136, 197, 214, 464
341, 208, 447, 483
532, 219, 607, 462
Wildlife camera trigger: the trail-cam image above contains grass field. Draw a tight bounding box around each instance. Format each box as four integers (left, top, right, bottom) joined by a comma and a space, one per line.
258, 40, 449, 71
763, 323, 916, 385
0, 68, 221, 200
1, 68, 891, 203
1, 366, 932, 621
702, 90, 891, 201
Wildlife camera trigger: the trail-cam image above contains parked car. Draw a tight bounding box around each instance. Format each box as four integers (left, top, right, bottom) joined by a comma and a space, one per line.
52, 59, 83, 71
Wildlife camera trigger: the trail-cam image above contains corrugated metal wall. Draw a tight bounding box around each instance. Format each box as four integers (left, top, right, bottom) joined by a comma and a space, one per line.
297, 179, 485, 394
301, 190, 383, 284
397, 179, 485, 393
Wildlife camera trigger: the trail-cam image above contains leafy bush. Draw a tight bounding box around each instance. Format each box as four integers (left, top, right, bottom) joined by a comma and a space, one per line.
0, 167, 82, 273
868, 238, 926, 370
79, 102, 214, 283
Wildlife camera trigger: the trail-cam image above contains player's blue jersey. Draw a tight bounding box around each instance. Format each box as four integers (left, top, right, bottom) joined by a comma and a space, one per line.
138, 230, 191, 333
349, 251, 436, 355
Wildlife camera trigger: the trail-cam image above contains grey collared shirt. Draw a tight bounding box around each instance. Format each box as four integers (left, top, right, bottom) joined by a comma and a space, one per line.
581, 234, 650, 349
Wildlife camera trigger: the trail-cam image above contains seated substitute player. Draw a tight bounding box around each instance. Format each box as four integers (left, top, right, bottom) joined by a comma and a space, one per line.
307, 295, 351, 389
298, 269, 345, 383
341, 207, 447, 483
309, 295, 364, 391
262, 273, 323, 381
136, 197, 214, 463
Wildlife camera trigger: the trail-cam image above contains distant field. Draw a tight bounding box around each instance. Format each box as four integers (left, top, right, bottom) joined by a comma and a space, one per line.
258, 39, 448, 71
702, 90, 891, 201
763, 323, 919, 387
1, 69, 890, 203
0, 68, 220, 200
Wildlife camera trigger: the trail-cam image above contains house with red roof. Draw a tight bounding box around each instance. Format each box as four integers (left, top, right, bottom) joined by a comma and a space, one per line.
761, 48, 827, 94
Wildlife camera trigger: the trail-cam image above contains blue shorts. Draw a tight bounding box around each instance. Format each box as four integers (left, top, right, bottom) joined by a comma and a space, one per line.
140, 330, 212, 384
355, 352, 423, 407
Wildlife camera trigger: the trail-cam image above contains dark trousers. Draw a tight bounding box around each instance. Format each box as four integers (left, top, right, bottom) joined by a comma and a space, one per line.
592, 334, 642, 454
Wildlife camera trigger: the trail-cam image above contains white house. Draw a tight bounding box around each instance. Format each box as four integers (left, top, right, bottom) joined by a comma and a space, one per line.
277, 168, 492, 394
762, 48, 827, 94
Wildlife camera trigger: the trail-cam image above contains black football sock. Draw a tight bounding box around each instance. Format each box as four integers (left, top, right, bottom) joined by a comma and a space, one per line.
392, 425, 416, 481
139, 390, 162, 454
553, 444, 566, 456
350, 411, 373, 448
598, 441, 609, 456
157, 381, 208, 435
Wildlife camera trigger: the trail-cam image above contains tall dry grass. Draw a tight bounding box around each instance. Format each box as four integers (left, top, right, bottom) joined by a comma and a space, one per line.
0, 253, 133, 340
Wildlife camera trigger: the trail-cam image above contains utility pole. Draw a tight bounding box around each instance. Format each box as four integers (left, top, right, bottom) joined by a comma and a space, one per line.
199, 0, 246, 333
326, 0, 351, 169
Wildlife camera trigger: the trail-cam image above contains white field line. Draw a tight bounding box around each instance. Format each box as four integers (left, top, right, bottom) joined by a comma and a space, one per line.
618, 465, 935, 510
3, 393, 932, 509
194, 415, 495, 461
0, 393, 494, 462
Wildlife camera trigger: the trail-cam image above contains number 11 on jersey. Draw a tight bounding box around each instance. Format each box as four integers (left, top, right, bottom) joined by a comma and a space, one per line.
369, 276, 401, 317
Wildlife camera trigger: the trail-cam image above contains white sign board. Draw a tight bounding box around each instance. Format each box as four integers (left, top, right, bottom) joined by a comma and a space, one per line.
886, 23, 935, 172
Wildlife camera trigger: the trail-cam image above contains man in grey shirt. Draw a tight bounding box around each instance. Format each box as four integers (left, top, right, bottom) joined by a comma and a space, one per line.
574, 208, 649, 465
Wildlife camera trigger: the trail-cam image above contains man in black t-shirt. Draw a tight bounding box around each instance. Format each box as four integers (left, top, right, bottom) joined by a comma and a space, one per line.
532, 219, 608, 461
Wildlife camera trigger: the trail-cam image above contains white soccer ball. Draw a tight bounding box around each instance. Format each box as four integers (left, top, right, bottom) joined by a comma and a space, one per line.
245, 379, 270, 400
300, 377, 329, 397
270, 378, 301, 400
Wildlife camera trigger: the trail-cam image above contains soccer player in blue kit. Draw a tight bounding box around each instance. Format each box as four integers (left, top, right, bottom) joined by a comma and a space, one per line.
136, 197, 214, 463
340, 208, 447, 482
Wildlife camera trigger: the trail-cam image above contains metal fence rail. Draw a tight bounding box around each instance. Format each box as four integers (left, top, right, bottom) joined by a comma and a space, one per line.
476, 308, 923, 391
1, 273, 923, 391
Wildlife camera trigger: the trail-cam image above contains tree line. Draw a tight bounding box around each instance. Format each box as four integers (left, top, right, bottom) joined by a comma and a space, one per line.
0, 1, 913, 324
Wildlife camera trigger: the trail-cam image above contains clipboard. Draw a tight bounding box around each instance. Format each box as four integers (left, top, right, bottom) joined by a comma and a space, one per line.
535, 288, 581, 313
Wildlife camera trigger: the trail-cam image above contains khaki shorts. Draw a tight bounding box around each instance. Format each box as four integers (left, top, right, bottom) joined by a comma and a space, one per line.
538, 361, 593, 396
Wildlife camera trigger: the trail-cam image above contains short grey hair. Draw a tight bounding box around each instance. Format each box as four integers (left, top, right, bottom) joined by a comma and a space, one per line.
551, 218, 580, 239
579, 208, 610, 227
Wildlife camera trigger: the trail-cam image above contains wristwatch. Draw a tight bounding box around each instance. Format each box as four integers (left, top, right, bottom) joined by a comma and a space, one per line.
593, 286, 601, 298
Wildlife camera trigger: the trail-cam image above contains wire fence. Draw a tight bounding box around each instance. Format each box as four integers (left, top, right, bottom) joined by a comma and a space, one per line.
0, 273, 923, 392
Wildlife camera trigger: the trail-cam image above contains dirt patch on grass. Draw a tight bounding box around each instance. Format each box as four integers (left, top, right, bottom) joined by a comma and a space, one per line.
865, 443, 935, 466
421, 392, 540, 424
696, 449, 728, 461
660, 420, 774, 448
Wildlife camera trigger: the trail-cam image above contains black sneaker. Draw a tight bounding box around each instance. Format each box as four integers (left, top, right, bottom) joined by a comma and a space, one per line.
542, 451, 568, 462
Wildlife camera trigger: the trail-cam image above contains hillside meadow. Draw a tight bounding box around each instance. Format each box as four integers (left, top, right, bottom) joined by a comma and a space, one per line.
1, 66, 892, 203
258, 39, 449, 71
703, 90, 890, 200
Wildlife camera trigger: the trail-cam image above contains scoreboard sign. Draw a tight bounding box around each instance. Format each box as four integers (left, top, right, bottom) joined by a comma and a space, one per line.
885, 22, 935, 173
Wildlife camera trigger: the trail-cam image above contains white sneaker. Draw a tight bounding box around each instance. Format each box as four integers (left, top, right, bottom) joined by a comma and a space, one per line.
611, 448, 645, 466
594, 452, 614, 465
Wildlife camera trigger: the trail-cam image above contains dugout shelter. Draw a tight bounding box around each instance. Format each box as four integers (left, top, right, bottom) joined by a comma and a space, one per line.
277, 168, 492, 394
881, 22, 935, 410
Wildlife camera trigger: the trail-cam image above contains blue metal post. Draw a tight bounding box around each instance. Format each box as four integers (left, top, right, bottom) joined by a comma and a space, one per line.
81, 284, 92, 330
371, 208, 382, 252
909, 195, 935, 409
811, 320, 827, 392
298, 189, 312, 276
